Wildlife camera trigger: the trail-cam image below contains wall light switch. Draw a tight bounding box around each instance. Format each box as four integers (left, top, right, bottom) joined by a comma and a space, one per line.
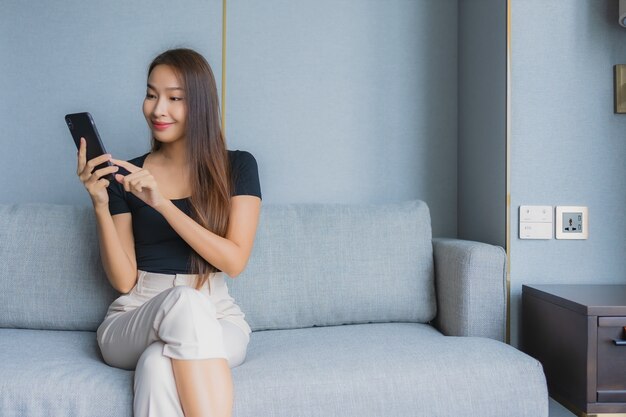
519, 205, 553, 239
556, 206, 589, 239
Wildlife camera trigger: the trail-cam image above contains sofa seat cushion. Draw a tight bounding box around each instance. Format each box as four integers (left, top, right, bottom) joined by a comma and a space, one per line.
0, 328, 133, 417
0, 323, 547, 417
239, 322, 548, 416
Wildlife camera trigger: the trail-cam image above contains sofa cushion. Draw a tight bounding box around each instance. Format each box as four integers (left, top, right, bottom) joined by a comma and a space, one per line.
230, 199, 436, 331
0, 199, 435, 332
239, 323, 548, 416
0, 328, 133, 417
0, 323, 547, 417
0, 203, 119, 331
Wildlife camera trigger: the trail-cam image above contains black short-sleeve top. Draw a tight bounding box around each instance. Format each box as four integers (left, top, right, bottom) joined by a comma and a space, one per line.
106, 150, 262, 275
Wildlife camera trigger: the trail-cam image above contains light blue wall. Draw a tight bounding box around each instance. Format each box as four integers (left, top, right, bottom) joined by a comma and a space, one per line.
510, 0, 626, 346
7, 0, 623, 353
5, 1, 622, 349
0, 0, 459, 238
226, 1, 458, 237
0, 0, 222, 204
458, 0, 507, 248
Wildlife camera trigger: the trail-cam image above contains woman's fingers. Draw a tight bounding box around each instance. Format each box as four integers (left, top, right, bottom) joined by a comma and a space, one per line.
92, 178, 110, 190
77, 137, 87, 175
86, 165, 120, 185
85, 175, 110, 195
79, 153, 112, 182
107, 161, 157, 196
129, 171, 151, 193
122, 170, 151, 193
110, 158, 140, 174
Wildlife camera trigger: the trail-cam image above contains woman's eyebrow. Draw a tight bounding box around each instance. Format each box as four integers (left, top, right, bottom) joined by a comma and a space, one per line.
147, 83, 184, 91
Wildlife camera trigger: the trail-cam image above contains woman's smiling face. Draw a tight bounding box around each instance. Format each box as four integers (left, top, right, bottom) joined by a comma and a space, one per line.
143, 64, 187, 144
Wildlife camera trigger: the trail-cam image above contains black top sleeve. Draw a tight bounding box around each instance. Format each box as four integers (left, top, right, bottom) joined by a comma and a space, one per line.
107, 180, 131, 215
232, 151, 262, 200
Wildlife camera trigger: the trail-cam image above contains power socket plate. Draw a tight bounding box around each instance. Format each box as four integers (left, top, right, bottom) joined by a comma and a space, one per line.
555, 206, 588, 239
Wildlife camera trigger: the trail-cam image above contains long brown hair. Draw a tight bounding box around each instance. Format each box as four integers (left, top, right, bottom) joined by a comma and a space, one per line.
147, 48, 234, 290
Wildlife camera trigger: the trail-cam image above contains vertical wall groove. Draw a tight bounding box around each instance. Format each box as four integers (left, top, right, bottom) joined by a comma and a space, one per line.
221, 0, 227, 137
505, 0, 512, 345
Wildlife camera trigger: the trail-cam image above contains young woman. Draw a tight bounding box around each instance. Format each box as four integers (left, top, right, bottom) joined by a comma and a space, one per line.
76, 48, 262, 417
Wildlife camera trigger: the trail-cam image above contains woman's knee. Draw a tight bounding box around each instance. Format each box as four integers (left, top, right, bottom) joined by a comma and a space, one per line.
221, 321, 250, 368
156, 286, 227, 360
227, 345, 248, 368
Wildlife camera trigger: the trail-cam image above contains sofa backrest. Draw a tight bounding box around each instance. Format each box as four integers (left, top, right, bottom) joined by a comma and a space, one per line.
0, 199, 436, 332
231, 199, 436, 331
0, 203, 119, 331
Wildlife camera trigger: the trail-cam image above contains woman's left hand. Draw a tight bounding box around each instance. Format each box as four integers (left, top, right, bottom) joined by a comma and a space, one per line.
110, 159, 167, 209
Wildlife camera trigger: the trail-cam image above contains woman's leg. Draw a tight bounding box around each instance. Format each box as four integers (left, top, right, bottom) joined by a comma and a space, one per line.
171, 357, 233, 417
133, 320, 250, 417
221, 319, 251, 369
169, 320, 250, 417
98, 286, 250, 417
97, 285, 226, 370
134, 341, 185, 417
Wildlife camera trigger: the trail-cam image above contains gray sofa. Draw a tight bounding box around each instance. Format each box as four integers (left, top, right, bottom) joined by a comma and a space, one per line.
0, 199, 548, 416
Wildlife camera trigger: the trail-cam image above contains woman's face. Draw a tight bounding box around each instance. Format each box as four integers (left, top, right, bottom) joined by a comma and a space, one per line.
143, 64, 187, 145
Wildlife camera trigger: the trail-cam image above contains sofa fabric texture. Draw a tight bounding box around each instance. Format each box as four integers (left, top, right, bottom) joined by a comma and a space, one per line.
0, 324, 547, 417
0, 200, 436, 332
433, 237, 508, 341
0, 199, 548, 417
228, 199, 437, 331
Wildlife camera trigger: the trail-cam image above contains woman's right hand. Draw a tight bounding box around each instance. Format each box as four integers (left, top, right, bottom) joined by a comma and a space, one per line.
76, 137, 120, 208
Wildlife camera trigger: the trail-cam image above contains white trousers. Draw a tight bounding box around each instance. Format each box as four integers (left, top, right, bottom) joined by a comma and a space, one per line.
96, 269, 252, 417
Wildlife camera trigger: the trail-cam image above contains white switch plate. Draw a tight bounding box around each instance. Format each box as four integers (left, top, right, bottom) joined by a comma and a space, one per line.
520, 205, 552, 223
519, 206, 553, 239
520, 222, 553, 239
556, 206, 588, 239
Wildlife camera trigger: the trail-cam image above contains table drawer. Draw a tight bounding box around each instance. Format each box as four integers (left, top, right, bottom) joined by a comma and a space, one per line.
597, 317, 626, 402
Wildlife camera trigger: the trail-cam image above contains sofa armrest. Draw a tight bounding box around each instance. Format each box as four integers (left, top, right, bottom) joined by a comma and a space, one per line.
431, 238, 507, 341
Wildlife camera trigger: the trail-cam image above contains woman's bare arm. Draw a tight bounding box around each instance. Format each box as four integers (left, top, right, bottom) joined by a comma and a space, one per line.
94, 206, 138, 293
105, 158, 262, 280
76, 138, 137, 293
155, 195, 261, 278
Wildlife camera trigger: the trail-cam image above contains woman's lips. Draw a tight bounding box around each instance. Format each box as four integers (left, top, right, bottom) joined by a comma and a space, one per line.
153, 122, 173, 131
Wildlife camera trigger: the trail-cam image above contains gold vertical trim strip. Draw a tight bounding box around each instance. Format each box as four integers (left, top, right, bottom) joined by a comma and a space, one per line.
221, 0, 227, 137
505, 0, 512, 345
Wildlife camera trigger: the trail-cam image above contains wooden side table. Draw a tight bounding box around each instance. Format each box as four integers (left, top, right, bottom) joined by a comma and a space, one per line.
522, 284, 626, 417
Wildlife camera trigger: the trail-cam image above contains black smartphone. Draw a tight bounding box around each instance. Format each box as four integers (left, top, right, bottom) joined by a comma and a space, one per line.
65, 112, 115, 182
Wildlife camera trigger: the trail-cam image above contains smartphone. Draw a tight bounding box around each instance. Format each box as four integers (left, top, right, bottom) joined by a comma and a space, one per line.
65, 112, 116, 182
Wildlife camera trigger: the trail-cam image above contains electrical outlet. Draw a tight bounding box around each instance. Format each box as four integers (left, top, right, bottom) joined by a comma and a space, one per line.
561, 212, 583, 233
556, 206, 589, 239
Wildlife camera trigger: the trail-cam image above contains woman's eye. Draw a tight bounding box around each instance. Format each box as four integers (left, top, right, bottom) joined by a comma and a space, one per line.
145, 93, 156, 99
171, 97, 183, 101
